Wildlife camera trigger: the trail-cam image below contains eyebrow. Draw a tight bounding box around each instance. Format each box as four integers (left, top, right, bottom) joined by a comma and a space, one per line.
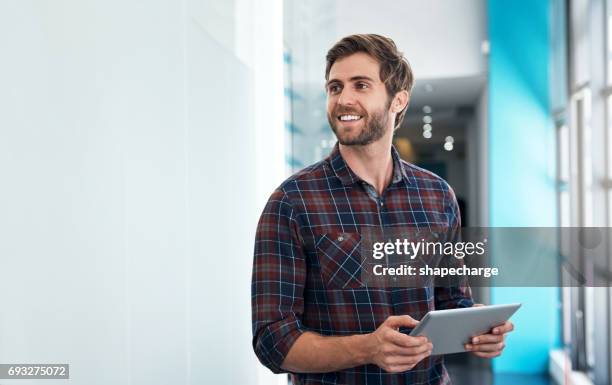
326, 75, 376, 87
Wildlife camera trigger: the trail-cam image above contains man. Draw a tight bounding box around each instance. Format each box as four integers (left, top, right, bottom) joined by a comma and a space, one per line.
251, 34, 513, 384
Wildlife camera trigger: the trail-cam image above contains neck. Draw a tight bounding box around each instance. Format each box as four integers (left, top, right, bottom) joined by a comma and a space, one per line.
338, 133, 394, 196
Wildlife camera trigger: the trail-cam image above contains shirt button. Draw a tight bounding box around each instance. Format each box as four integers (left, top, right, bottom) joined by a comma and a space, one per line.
337, 235, 345, 242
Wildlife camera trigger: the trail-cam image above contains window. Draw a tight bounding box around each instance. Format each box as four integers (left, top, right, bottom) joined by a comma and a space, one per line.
562, 0, 612, 383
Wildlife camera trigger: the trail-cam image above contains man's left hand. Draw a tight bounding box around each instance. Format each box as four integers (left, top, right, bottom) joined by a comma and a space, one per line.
464, 304, 514, 358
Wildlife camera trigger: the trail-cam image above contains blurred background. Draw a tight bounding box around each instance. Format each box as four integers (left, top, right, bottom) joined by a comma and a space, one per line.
0, 0, 610, 384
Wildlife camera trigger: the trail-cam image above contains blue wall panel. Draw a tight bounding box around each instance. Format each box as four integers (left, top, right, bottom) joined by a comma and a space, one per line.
488, 0, 560, 374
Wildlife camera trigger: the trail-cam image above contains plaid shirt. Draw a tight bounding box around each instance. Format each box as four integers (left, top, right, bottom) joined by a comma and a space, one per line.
252, 144, 473, 385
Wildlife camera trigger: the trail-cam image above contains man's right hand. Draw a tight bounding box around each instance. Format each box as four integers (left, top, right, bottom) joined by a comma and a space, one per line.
367, 315, 433, 373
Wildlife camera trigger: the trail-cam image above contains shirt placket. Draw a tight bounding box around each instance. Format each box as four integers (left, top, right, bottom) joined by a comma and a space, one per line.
361, 182, 409, 320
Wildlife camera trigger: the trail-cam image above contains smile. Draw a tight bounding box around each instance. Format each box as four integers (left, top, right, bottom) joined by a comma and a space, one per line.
338, 114, 363, 121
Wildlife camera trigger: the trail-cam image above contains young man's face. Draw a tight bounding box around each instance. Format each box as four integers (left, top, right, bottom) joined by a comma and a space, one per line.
326, 52, 393, 146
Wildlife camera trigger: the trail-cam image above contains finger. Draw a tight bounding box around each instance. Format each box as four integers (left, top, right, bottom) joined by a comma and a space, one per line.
385, 354, 426, 367
471, 334, 503, 345
472, 351, 502, 358
388, 342, 433, 356
387, 354, 431, 373
492, 321, 514, 335
413, 351, 433, 365
386, 330, 428, 348
417, 350, 433, 362
465, 341, 505, 352
385, 315, 419, 329
387, 350, 432, 367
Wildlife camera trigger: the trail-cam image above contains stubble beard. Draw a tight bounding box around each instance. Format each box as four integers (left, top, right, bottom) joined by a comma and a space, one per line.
328, 100, 392, 146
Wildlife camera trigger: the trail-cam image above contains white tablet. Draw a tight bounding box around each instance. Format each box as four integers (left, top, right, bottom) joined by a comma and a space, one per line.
409, 303, 521, 355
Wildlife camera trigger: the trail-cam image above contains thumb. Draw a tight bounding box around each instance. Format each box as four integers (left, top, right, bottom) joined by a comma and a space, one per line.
385, 315, 419, 329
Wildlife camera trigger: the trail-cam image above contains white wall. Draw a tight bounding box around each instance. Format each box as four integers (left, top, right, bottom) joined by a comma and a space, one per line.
0, 1, 284, 384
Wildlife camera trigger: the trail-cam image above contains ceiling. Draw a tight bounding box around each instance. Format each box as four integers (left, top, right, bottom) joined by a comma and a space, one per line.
407, 74, 487, 111
332, 0, 487, 79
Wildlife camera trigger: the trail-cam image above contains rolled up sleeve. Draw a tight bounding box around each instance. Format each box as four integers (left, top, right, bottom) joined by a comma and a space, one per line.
251, 189, 306, 373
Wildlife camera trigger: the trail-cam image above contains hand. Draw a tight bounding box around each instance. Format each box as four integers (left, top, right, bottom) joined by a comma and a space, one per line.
367, 315, 433, 373
464, 304, 514, 358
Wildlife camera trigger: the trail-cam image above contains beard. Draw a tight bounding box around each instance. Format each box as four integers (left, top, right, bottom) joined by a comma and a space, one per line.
328, 100, 391, 146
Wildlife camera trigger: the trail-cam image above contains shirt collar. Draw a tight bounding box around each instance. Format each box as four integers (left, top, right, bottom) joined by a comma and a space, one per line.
327, 142, 411, 186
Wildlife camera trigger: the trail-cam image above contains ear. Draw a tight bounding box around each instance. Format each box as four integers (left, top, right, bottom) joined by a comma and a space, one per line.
392, 90, 410, 113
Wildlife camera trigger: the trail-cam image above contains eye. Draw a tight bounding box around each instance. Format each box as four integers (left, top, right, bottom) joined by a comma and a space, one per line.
356, 82, 369, 90
328, 84, 341, 94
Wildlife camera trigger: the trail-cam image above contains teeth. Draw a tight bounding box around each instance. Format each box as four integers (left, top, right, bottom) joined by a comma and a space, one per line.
339, 115, 362, 121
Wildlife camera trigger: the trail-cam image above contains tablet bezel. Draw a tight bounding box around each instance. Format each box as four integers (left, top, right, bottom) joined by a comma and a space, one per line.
408, 303, 521, 355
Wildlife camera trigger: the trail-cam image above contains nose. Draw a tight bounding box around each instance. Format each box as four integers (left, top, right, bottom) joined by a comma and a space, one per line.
336, 87, 357, 107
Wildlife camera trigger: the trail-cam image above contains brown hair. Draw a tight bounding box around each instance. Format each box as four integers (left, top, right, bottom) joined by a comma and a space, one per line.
325, 34, 414, 129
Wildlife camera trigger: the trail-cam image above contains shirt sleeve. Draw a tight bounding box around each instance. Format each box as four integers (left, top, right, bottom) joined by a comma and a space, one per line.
251, 189, 306, 373
434, 185, 474, 310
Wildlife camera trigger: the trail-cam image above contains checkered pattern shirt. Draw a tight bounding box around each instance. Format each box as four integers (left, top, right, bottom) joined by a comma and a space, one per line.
252, 144, 473, 385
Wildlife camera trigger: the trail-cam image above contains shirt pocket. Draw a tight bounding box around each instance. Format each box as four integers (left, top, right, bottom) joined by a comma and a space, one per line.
315, 232, 364, 290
